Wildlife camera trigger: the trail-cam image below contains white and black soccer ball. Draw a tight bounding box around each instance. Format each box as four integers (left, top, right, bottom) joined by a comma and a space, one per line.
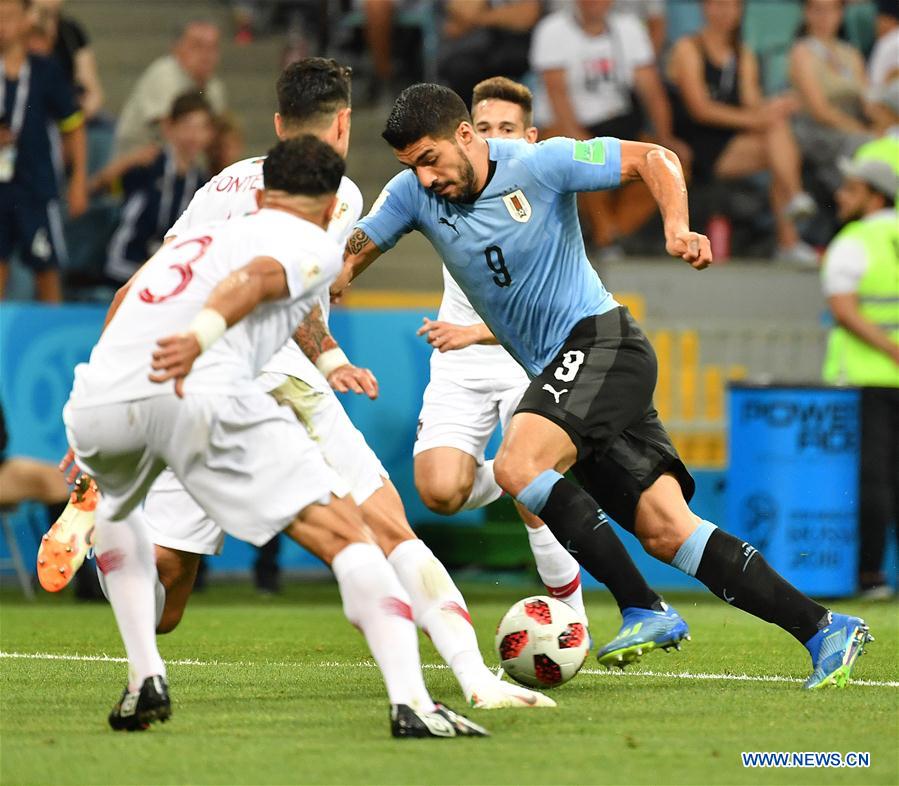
494, 595, 589, 689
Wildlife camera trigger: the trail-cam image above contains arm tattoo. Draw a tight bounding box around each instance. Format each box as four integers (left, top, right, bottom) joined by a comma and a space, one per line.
293, 305, 338, 362
345, 227, 371, 257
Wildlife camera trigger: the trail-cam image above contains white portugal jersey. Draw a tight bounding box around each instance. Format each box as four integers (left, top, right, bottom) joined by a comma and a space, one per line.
167, 155, 364, 391
433, 266, 529, 383
71, 209, 342, 406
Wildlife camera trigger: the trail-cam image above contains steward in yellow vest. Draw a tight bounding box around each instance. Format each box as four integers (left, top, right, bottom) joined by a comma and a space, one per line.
821, 139, 899, 597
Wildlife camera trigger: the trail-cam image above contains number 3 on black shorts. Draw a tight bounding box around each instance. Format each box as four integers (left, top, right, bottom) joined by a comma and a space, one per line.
554, 350, 585, 382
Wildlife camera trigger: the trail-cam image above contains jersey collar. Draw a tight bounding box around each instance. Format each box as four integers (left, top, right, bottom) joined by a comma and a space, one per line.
461, 155, 497, 204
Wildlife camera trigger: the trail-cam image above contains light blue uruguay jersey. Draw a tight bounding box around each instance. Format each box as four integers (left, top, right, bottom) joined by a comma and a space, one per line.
356, 136, 621, 376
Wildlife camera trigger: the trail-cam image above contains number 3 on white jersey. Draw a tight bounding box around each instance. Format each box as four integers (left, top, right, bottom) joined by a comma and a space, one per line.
554, 350, 585, 383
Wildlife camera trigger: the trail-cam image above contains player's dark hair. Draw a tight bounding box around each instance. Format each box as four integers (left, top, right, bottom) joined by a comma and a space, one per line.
168, 91, 213, 122
471, 77, 534, 127
276, 58, 352, 128
382, 83, 471, 150
262, 136, 345, 197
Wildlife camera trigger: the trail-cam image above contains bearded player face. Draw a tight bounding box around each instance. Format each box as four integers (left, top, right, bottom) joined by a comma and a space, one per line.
394, 130, 480, 203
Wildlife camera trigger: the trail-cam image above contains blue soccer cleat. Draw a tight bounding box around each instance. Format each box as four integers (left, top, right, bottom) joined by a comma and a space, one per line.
803, 613, 873, 690
596, 604, 690, 670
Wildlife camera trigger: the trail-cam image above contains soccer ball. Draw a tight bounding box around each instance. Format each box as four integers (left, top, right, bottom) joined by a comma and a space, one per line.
494, 595, 589, 688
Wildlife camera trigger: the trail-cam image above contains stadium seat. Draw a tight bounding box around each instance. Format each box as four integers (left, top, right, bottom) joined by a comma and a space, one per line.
0, 505, 35, 600
742, 0, 803, 94
843, 0, 876, 56
86, 117, 116, 177
665, 0, 704, 47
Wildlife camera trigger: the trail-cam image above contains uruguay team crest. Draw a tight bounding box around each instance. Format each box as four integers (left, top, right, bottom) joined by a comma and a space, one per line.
502, 189, 532, 223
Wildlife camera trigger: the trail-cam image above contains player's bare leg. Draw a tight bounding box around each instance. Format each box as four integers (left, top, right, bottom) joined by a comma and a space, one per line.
0, 456, 71, 506
34, 268, 63, 303
154, 547, 201, 634
414, 447, 477, 515
348, 476, 555, 709
415, 446, 585, 618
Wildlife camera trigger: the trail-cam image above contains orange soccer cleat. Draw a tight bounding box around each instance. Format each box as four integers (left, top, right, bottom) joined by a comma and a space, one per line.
37, 475, 99, 592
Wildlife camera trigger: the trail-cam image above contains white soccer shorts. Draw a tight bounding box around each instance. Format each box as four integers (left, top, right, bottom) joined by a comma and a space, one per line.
136, 373, 387, 555
413, 374, 529, 463
63, 391, 350, 548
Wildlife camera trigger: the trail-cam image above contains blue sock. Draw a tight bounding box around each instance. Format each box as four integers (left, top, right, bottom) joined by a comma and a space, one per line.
515, 470, 563, 516
671, 520, 717, 576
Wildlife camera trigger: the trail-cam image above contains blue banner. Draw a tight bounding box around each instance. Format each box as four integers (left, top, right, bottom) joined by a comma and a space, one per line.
1, 302, 726, 590
727, 385, 860, 597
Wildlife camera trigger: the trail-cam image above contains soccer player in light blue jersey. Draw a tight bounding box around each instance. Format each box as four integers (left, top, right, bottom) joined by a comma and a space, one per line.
336, 84, 872, 688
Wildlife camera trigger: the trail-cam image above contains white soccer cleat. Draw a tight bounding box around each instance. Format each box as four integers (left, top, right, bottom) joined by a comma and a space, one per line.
37, 475, 98, 592
467, 674, 557, 709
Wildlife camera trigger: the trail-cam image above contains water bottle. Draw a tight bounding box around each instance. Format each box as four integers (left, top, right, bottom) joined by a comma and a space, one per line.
707, 214, 731, 263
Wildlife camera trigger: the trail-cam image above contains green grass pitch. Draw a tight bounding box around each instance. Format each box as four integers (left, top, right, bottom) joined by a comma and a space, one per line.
1, 583, 897, 786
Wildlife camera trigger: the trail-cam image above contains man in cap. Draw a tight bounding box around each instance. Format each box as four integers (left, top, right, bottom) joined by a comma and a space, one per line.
822, 137, 899, 599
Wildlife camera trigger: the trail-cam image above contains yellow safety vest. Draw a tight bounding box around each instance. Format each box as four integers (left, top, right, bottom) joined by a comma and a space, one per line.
823, 212, 899, 387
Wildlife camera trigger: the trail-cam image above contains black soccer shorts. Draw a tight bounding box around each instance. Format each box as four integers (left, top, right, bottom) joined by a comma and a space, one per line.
515, 306, 695, 531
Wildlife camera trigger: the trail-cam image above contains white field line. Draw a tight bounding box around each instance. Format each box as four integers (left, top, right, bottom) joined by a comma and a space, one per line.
2, 651, 897, 688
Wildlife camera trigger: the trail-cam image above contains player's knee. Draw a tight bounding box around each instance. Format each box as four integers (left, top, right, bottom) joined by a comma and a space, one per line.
416, 481, 467, 515
414, 460, 470, 515
638, 530, 681, 563
493, 454, 532, 498
635, 516, 692, 563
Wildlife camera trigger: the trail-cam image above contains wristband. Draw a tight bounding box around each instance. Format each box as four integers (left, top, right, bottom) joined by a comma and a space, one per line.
189, 308, 227, 352
315, 347, 350, 378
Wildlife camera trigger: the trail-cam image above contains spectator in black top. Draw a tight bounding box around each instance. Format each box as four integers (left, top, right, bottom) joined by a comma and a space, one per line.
30, 0, 103, 119
438, 0, 542, 107
90, 92, 213, 284
667, 0, 818, 265
0, 0, 87, 302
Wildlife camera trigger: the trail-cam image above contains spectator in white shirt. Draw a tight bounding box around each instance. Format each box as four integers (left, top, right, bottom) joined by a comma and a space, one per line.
614, 0, 665, 54
868, 0, 899, 134
530, 0, 688, 258
114, 20, 226, 156
868, 0, 899, 89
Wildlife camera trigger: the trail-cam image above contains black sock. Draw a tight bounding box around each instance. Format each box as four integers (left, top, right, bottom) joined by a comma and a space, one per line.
695, 529, 827, 644
539, 478, 662, 612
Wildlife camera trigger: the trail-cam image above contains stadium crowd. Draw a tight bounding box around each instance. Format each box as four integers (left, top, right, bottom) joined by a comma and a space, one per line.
1, 0, 897, 304
0, 0, 896, 601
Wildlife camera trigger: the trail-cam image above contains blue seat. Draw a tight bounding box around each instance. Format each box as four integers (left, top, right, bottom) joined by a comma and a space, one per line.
742, 0, 803, 94
843, 0, 876, 56
666, 0, 704, 47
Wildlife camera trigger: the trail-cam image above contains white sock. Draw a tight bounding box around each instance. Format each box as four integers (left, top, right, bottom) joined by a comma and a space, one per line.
459, 459, 504, 511
332, 542, 434, 711
97, 564, 166, 629
388, 539, 494, 698
526, 524, 586, 618
94, 502, 166, 690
